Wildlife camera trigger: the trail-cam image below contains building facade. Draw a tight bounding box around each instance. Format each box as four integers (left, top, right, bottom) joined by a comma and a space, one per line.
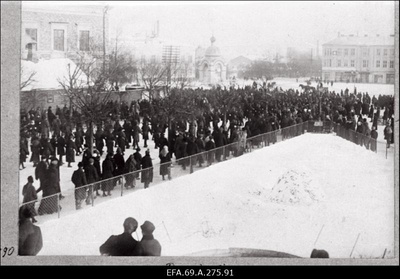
21, 2, 108, 63
196, 36, 227, 84
322, 34, 395, 84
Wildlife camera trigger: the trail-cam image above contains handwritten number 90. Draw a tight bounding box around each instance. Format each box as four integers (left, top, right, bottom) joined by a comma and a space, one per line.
2, 247, 15, 257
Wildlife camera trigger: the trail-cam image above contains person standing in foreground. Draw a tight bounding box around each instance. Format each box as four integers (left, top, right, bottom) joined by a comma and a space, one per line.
141, 149, 153, 189
71, 162, 88, 209
99, 217, 143, 256
140, 220, 161, 256
22, 176, 38, 223
18, 206, 43, 256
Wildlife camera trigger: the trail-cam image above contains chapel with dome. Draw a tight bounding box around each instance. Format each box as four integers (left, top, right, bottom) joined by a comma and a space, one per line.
195, 36, 227, 84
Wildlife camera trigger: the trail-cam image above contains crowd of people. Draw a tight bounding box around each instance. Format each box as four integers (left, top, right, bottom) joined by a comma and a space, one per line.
18, 81, 395, 257
19, 84, 395, 216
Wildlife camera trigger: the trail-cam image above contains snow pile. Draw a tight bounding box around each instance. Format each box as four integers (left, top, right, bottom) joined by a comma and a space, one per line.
269, 169, 325, 206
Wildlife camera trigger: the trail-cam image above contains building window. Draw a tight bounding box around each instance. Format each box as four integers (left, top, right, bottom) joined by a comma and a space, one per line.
389, 60, 394, 68
350, 60, 355, 67
337, 60, 341, 67
383, 49, 388, 56
328, 59, 332, 67
390, 49, 394, 56
336, 49, 341, 56
25, 28, 37, 50
53, 29, 65, 51
351, 48, 355, 56
344, 60, 348, 67
79, 30, 90, 51
362, 60, 369, 68
376, 60, 380, 68
383, 60, 387, 68
376, 49, 381, 56
344, 49, 348, 56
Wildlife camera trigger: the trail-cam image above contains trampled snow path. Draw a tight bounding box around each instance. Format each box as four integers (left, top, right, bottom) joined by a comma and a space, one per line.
36, 133, 395, 258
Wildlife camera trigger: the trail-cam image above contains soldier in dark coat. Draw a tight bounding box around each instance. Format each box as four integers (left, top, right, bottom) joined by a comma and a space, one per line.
140, 221, 161, 256
158, 133, 169, 150
71, 162, 87, 209
141, 150, 153, 189
99, 217, 143, 256
101, 153, 114, 196
50, 134, 57, 157
95, 128, 105, 156
205, 136, 216, 166
35, 156, 48, 190
18, 207, 43, 256
370, 126, 378, 152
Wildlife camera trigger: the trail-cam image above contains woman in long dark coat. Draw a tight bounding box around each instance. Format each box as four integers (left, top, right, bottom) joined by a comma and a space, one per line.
101, 153, 114, 196
141, 150, 153, 188
159, 146, 171, 180
20, 139, 29, 170
57, 134, 66, 165
37, 160, 60, 215
124, 154, 137, 188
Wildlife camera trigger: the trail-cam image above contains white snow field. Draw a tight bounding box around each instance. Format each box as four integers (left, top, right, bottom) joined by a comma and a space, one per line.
35, 133, 395, 258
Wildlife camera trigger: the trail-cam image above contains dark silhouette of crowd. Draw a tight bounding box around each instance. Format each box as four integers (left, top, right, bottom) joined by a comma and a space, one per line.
19, 84, 395, 215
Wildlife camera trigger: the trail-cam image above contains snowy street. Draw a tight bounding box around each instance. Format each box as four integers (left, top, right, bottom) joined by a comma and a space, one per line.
31, 131, 394, 258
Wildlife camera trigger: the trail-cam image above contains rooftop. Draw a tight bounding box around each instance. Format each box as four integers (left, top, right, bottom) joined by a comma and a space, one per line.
323, 35, 395, 47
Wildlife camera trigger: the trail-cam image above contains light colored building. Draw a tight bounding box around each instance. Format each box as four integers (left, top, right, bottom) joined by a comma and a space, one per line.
196, 36, 227, 84
21, 2, 109, 63
227, 55, 252, 79
322, 34, 395, 84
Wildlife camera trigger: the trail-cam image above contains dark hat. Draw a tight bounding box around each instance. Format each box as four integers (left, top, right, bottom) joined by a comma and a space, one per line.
136, 147, 141, 152
145, 149, 150, 154
78, 162, 83, 168
141, 220, 155, 233
310, 249, 329, 258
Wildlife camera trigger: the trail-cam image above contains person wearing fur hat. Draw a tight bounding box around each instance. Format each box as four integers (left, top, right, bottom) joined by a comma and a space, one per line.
140, 221, 161, 256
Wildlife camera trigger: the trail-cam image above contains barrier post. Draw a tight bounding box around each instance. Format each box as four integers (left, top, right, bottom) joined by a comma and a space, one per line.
57, 194, 60, 218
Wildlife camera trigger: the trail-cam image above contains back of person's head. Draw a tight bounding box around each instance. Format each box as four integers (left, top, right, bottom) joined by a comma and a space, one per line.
310, 249, 329, 258
27, 176, 34, 183
19, 206, 32, 222
141, 220, 156, 235
123, 217, 138, 233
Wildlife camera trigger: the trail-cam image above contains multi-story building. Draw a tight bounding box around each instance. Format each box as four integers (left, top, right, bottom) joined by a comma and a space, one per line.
21, 2, 108, 63
322, 34, 395, 84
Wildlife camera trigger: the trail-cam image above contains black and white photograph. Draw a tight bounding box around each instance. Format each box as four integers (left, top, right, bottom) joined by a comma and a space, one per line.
1, 0, 398, 266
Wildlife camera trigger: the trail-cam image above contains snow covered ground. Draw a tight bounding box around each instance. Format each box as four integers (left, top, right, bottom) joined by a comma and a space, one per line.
34, 133, 395, 258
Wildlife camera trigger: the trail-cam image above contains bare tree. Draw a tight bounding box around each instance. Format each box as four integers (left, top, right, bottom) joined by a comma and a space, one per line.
172, 60, 194, 90
136, 59, 168, 100
20, 65, 37, 91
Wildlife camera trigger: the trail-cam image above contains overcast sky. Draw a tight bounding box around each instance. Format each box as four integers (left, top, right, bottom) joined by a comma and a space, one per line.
26, 1, 396, 59
107, 1, 395, 58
